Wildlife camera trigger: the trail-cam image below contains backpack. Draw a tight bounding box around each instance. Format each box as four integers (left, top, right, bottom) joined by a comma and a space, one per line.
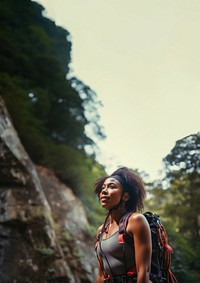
118, 211, 178, 283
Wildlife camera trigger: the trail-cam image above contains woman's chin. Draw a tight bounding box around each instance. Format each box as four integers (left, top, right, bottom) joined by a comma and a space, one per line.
101, 203, 108, 209
101, 202, 110, 209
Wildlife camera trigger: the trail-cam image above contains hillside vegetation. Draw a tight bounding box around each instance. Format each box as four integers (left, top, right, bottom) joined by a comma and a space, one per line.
0, 0, 106, 228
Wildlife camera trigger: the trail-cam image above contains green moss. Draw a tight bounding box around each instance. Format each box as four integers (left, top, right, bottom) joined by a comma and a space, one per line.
72, 246, 83, 259
35, 247, 55, 256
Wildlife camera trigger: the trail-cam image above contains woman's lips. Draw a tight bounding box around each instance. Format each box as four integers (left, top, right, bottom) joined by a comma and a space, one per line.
100, 196, 109, 202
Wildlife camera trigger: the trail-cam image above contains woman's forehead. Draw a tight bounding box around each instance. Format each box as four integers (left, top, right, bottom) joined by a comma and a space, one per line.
103, 177, 120, 185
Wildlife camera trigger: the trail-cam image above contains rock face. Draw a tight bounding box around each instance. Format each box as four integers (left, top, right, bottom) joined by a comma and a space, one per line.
0, 96, 97, 282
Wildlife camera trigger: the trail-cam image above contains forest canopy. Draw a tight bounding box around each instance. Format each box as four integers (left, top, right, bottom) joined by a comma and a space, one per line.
0, 0, 106, 228
0, 1, 105, 172
146, 133, 200, 282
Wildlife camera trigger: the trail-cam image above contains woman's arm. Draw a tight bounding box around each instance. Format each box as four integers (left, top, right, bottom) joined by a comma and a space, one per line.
127, 213, 152, 283
96, 267, 105, 283
95, 225, 105, 283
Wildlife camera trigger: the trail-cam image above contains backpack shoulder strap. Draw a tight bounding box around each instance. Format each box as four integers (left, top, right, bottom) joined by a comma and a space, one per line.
119, 212, 133, 234
118, 212, 133, 245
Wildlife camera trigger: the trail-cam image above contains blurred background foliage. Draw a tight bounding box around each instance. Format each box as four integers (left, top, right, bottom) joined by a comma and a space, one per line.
0, 0, 199, 281
145, 133, 200, 282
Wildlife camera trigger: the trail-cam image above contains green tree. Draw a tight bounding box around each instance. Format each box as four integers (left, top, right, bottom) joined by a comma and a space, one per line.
163, 133, 200, 282
0, 0, 106, 231
164, 132, 200, 175
163, 133, 200, 243
0, 0, 104, 158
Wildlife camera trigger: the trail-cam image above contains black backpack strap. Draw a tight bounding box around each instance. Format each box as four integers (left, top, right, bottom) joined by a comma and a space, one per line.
118, 212, 133, 246
119, 212, 133, 233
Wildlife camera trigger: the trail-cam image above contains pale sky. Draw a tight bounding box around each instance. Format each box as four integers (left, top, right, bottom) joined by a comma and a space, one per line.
36, 0, 200, 180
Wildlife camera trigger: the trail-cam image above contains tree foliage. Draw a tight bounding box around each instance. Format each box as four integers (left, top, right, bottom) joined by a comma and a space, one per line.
144, 133, 200, 282
163, 133, 200, 242
0, 0, 104, 156
0, 0, 106, 227
164, 132, 200, 175
162, 133, 200, 282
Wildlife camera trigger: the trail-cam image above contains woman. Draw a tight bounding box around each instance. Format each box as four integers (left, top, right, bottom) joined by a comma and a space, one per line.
94, 167, 152, 283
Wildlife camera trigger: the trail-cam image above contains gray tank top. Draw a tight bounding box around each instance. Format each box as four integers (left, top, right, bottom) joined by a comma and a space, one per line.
96, 230, 135, 276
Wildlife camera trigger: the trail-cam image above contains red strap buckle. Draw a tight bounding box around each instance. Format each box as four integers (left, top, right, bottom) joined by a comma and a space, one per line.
127, 266, 136, 276
118, 233, 124, 244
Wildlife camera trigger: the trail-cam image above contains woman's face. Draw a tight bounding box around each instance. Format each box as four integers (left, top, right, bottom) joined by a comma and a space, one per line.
99, 177, 124, 209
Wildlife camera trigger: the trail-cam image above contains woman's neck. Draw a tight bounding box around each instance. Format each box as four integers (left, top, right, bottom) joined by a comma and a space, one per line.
109, 209, 124, 224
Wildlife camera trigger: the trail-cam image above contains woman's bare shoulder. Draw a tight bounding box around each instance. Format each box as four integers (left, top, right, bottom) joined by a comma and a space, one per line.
127, 212, 149, 233
129, 212, 147, 221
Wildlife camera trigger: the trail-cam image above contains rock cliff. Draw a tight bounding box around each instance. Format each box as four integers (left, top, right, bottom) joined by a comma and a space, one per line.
0, 96, 97, 282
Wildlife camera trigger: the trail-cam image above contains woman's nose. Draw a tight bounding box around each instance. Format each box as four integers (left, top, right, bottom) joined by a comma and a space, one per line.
101, 186, 108, 194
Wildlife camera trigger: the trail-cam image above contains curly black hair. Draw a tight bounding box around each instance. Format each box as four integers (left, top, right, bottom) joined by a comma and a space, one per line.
94, 167, 146, 212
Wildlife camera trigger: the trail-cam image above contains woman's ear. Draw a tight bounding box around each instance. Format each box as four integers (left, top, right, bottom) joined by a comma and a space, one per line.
123, 192, 129, 202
